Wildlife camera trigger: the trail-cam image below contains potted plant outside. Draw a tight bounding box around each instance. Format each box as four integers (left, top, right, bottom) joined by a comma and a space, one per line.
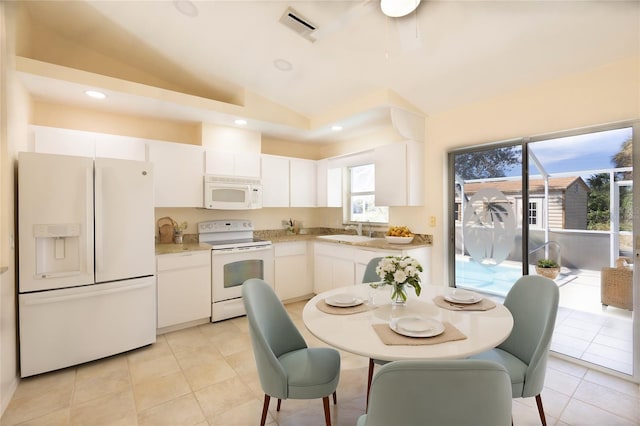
535, 259, 560, 280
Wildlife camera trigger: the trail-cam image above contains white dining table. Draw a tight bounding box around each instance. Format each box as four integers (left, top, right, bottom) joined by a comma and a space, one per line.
302, 284, 514, 362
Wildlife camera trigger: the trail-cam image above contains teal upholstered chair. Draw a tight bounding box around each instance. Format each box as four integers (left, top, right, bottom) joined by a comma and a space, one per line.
358, 359, 513, 426
242, 278, 341, 426
469, 275, 559, 425
362, 257, 383, 283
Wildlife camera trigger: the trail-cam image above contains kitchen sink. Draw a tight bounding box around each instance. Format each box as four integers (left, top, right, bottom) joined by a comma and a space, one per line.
317, 234, 378, 243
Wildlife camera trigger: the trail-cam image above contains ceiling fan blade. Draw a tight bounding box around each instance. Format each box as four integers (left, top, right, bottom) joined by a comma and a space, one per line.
311, 0, 376, 42
393, 12, 423, 52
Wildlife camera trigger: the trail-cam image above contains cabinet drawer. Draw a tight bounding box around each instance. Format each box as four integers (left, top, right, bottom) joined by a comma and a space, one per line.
275, 241, 307, 257
354, 249, 396, 264
314, 242, 354, 259
157, 251, 210, 271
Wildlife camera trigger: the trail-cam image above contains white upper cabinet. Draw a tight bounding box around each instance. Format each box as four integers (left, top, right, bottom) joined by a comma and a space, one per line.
261, 155, 290, 207
316, 159, 342, 207
148, 141, 204, 207
32, 126, 146, 161
205, 150, 261, 178
262, 155, 317, 207
290, 158, 316, 207
374, 141, 424, 207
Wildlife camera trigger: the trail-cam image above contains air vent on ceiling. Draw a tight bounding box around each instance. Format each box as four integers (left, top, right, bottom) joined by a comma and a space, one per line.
279, 7, 317, 42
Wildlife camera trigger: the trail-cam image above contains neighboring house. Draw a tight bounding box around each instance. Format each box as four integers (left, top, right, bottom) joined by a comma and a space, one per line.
456, 176, 590, 230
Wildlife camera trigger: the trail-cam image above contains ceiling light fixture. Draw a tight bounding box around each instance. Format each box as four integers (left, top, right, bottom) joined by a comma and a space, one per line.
85, 90, 106, 99
234, 119, 247, 126
380, 0, 421, 18
331, 125, 343, 132
173, 0, 198, 17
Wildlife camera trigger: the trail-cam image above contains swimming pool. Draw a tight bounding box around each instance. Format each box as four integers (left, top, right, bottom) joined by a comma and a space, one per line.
455, 258, 523, 297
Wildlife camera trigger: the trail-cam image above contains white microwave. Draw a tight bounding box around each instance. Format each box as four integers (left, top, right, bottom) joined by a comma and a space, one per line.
204, 176, 262, 210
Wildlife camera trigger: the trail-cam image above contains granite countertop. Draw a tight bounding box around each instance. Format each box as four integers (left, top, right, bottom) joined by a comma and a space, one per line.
155, 228, 432, 255
155, 242, 212, 255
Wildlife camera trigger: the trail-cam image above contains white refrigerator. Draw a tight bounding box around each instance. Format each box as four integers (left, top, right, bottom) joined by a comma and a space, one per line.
18, 152, 156, 377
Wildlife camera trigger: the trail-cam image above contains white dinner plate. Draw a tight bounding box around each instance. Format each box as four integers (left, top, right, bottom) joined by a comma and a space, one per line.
325, 294, 364, 307
389, 317, 445, 338
443, 290, 483, 305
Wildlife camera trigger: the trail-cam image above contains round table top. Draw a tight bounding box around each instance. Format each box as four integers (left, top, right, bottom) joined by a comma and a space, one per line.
302, 284, 514, 362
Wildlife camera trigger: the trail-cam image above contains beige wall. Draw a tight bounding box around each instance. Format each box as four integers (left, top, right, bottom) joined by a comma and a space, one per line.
426, 56, 640, 287
1, 0, 32, 414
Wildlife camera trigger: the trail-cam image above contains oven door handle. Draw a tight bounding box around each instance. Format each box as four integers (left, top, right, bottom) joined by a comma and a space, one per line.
213, 245, 273, 254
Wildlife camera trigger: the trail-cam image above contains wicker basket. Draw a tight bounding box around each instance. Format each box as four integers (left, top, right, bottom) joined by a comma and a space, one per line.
535, 266, 560, 280
601, 259, 633, 311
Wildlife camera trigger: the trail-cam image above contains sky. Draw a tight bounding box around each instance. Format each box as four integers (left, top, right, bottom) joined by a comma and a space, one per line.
502, 126, 632, 178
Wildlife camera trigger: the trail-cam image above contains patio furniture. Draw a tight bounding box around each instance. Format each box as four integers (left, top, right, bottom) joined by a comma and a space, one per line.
601, 257, 633, 311
357, 359, 512, 426
469, 275, 559, 426
242, 278, 341, 426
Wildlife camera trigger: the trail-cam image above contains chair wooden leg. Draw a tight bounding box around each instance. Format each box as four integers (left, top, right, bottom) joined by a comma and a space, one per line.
322, 396, 331, 426
260, 395, 270, 426
535, 394, 547, 426
332, 390, 337, 405
276, 398, 282, 411
366, 358, 374, 412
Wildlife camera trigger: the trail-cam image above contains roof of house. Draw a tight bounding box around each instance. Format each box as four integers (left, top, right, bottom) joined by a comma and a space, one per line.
461, 176, 590, 195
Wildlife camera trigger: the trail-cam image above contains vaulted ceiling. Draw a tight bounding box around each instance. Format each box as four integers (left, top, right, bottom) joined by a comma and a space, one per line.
15, 0, 640, 143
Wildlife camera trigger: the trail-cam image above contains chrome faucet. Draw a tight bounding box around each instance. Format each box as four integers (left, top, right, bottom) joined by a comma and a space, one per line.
345, 223, 363, 236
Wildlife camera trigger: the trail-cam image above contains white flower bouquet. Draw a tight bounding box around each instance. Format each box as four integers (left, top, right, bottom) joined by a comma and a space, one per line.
376, 256, 423, 303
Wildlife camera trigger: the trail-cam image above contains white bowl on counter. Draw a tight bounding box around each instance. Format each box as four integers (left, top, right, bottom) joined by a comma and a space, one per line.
384, 235, 414, 244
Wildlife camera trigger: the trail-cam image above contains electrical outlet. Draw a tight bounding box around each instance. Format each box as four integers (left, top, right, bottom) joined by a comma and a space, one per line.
429, 216, 436, 227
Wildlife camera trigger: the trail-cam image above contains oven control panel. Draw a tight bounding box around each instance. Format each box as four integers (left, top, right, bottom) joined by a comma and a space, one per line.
198, 220, 253, 234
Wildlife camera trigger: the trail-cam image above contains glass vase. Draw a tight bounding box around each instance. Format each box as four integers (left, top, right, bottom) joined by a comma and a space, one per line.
390, 283, 407, 306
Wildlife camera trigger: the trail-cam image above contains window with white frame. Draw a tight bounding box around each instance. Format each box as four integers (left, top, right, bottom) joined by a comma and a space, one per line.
348, 164, 389, 223
527, 198, 543, 228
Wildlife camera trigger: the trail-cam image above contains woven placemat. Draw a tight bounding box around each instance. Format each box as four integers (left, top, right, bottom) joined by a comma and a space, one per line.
372, 321, 467, 346
433, 295, 496, 311
315, 299, 374, 315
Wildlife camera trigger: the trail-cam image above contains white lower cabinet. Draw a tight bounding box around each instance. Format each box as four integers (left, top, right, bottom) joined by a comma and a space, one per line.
274, 241, 312, 301
314, 243, 432, 293
156, 250, 211, 329
313, 243, 356, 293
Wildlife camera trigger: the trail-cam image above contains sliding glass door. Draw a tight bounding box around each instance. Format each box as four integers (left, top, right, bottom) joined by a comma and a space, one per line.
449, 123, 637, 379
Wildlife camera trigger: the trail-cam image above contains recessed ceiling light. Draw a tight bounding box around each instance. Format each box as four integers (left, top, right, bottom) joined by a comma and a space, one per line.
85, 90, 106, 99
234, 119, 247, 126
273, 58, 293, 72
331, 125, 343, 132
173, 0, 198, 17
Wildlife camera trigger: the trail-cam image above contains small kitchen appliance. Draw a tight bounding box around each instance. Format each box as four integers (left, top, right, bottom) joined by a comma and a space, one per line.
198, 220, 273, 321
203, 175, 262, 210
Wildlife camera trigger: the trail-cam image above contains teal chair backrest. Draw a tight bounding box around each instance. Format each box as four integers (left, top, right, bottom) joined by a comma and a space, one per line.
499, 275, 559, 397
242, 278, 307, 399
362, 359, 512, 426
362, 257, 383, 283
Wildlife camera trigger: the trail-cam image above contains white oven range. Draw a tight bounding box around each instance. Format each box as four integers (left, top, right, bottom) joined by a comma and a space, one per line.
198, 220, 273, 322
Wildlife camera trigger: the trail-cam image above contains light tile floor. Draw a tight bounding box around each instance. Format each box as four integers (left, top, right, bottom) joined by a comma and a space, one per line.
2, 301, 639, 426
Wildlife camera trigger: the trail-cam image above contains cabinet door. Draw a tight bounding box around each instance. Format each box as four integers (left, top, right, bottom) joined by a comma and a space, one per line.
205, 150, 235, 176
157, 252, 211, 328
148, 141, 204, 207
354, 249, 395, 284
234, 153, 261, 178
274, 242, 310, 300
94, 134, 147, 161
374, 143, 407, 206
33, 126, 95, 158
261, 155, 290, 207
290, 159, 316, 207
316, 160, 342, 207
313, 255, 334, 294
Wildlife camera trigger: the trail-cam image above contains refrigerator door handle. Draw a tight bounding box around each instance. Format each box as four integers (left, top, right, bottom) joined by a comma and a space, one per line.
21, 280, 153, 306
86, 167, 95, 275
94, 166, 103, 274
